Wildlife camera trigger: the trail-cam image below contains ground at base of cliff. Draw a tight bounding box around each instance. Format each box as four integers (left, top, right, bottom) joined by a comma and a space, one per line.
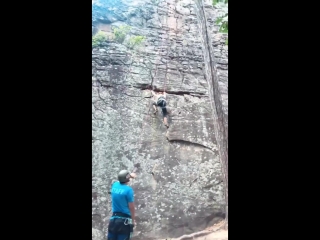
158, 220, 228, 240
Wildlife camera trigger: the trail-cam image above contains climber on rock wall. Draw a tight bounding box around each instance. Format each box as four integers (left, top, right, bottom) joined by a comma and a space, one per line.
151, 90, 169, 128
107, 170, 136, 240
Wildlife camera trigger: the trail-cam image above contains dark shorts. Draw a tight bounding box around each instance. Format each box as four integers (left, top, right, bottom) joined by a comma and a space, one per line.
153, 99, 167, 117
107, 218, 133, 240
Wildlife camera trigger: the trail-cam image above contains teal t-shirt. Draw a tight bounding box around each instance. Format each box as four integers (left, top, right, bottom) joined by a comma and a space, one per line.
111, 181, 134, 216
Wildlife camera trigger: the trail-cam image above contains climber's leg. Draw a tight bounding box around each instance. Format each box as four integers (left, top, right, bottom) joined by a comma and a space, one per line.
163, 116, 168, 128
152, 101, 158, 114
162, 106, 169, 128
153, 105, 158, 114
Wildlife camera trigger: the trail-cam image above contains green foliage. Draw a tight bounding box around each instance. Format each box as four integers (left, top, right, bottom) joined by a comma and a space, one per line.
113, 25, 131, 43
225, 38, 228, 45
128, 35, 145, 49
112, 25, 145, 49
92, 31, 106, 48
214, 2, 228, 33
216, 16, 228, 33
212, 0, 227, 5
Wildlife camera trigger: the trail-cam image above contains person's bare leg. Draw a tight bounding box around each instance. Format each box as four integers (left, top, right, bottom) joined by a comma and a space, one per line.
153, 105, 158, 114
163, 117, 168, 127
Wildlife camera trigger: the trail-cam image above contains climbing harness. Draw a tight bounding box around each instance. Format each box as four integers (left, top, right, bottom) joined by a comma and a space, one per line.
124, 218, 133, 225
108, 216, 134, 239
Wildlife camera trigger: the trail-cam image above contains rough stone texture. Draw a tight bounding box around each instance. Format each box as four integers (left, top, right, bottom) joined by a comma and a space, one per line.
92, 228, 104, 240
193, 0, 228, 227
92, 0, 228, 239
161, 229, 228, 240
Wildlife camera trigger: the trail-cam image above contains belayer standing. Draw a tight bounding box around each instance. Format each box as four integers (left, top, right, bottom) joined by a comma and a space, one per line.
107, 170, 136, 240
151, 90, 169, 128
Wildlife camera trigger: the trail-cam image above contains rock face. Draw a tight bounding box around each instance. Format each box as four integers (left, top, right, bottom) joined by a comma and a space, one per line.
92, 0, 228, 239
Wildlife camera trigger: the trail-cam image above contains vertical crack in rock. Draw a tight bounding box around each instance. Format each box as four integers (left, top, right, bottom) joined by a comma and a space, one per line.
193, 0, 228, 228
